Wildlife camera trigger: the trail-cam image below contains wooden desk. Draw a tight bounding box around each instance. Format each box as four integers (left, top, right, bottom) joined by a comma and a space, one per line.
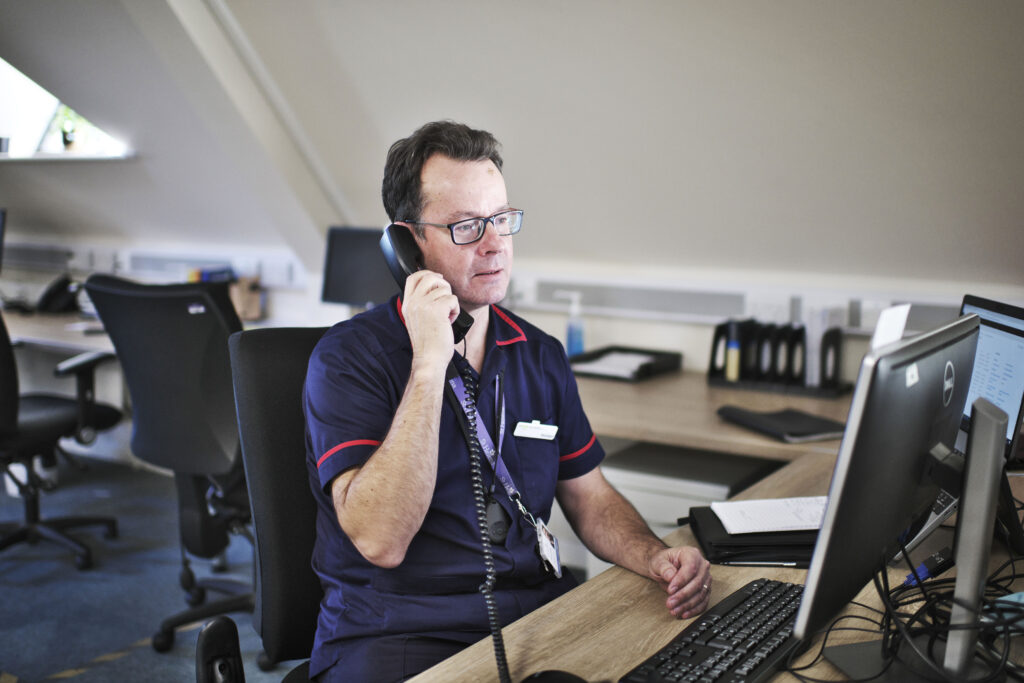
412, 371, 859, 680
576, 372, 851, 461
3, 310, 123, 413
3, 311, 114, 354
412, 455, 1023, 682
409, 454, 825, 682
556, 370, 851, 582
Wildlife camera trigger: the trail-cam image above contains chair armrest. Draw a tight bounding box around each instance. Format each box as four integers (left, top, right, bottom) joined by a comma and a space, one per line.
53, 350, 117, 378
51, 350, 120, 444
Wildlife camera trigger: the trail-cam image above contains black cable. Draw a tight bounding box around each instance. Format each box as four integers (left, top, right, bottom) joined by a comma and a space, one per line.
785, 563, 1023, 683
875, 554, 1014, 683
787, 529, 1024, 682
786, 614, 889, 683
457, 362, 513, 683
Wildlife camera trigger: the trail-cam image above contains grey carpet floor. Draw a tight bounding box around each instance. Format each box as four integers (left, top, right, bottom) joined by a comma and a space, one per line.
0, 455, 302, 682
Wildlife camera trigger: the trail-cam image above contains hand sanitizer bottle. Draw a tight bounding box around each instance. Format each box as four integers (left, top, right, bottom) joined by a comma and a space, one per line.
554, 290, 584, 357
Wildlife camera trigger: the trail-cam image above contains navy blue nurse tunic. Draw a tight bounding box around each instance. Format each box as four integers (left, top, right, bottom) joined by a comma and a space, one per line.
303, 296, 604, 678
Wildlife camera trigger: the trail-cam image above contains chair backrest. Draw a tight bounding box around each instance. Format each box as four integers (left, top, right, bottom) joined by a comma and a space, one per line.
228, 326, 326, 663
84, 274, 243, 476
0, 311, 19, 437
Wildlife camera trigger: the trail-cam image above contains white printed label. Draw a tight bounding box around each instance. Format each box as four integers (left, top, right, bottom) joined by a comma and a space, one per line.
906, 363, 920, 388
514, 420, 558, 440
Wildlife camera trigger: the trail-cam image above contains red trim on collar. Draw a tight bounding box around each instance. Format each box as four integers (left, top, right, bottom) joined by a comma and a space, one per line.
398, 300, 525, 345
492, 305, 527, 346
559, 434, 596, 462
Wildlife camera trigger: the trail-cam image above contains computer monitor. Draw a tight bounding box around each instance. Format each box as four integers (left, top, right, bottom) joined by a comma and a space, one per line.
792, 315, 981, 668
320, 226, 397, 309
895, 295, 1024, 559
960, 294, 1024, 460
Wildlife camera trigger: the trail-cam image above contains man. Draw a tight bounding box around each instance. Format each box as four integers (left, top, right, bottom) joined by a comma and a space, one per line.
304, 120, 711, 682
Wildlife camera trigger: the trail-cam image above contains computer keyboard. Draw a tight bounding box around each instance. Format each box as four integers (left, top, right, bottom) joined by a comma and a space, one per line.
618, 578, 804, 683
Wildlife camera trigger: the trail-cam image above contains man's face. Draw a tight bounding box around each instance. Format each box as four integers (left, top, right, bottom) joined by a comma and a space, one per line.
412, 153, 513, 312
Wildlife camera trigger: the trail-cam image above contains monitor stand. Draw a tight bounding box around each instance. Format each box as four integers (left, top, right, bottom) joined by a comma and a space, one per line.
825, 398, 1010, 682
824, 638, 1003, 683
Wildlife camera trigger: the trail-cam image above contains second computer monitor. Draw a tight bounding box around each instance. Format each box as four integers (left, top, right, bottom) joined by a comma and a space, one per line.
959, 294, 1024, 461
793, 314, 979, 642
320, 226, 397, 309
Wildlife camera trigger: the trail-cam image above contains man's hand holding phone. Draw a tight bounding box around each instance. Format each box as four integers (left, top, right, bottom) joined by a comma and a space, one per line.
403, 270, 460, 369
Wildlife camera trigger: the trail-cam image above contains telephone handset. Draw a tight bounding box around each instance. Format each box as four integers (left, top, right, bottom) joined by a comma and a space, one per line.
36, 274, 80, 313
380, 224, 473, 344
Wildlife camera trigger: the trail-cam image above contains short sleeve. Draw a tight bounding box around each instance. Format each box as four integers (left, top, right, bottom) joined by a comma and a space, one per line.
553, 352, 604, 479
304, 325, 402, 491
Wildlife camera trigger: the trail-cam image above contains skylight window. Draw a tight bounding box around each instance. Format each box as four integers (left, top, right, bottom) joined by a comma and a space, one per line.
0, 56, 129, 158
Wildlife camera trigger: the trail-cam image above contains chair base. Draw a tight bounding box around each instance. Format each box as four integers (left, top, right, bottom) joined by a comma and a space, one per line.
0, 491, 117, 573
152, 579, 255, 653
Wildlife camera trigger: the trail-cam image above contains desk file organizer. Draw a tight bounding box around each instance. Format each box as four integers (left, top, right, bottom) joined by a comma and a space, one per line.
708, 318, 850, 397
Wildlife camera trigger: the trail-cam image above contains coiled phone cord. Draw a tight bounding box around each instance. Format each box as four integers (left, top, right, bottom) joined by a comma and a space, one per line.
458, 362, 513, 683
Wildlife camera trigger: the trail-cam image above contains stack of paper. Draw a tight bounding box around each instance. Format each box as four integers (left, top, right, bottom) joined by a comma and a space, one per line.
571, 351, 655, 379
710, 496, 826, 534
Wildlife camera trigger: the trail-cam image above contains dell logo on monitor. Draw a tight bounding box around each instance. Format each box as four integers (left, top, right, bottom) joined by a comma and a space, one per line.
943, 361, 955, 406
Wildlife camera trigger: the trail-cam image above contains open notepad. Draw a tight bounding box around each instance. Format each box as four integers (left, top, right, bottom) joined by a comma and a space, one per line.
710, 496, 826, 534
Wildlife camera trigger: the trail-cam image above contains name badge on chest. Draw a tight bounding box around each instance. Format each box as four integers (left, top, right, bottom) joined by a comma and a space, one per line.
514, 420, 558, 440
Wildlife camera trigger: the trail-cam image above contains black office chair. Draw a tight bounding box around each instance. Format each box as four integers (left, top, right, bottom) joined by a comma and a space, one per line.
84, 274, 255, 653
0, 310, 122, 569
219, 326, 327, 681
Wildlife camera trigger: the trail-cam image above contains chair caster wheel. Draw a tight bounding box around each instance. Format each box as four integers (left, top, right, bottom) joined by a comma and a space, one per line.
257, 651, 276, 671
180, 566, 196, 588
187, 586, 206, 607
152, 629, 174, 652
75, 554, 93, 570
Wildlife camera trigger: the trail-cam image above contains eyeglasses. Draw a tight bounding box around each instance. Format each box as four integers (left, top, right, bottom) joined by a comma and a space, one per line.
406, 209, 523, 245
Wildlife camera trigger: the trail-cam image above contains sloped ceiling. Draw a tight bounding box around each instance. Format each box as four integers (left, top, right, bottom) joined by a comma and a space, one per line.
0, 0, 329, 269
1, 0, 1022, 290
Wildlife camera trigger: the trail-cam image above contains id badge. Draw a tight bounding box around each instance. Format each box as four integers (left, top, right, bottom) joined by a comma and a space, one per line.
535, 518, 562, 578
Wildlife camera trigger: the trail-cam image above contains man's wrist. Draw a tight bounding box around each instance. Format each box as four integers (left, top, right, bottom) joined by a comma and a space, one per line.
408, 356, 450, 385
641, 538, 671, 579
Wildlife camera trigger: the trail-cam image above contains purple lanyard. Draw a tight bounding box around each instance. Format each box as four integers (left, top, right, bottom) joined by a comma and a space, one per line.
448, 373, 519, 503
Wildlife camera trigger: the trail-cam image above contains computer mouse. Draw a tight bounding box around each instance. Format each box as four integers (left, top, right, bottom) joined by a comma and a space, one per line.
521, 671, 587, 683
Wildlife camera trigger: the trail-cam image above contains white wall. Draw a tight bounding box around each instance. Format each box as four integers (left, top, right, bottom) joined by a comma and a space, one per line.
226, 0, 1024, 287
0, 0, 1021, 376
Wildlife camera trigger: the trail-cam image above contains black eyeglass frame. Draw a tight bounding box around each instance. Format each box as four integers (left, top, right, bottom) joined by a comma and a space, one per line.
403, 209, 524, 245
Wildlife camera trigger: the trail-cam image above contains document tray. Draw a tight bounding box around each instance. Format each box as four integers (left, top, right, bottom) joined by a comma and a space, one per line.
688, 505, 816, 567
569, 345, 682, 382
